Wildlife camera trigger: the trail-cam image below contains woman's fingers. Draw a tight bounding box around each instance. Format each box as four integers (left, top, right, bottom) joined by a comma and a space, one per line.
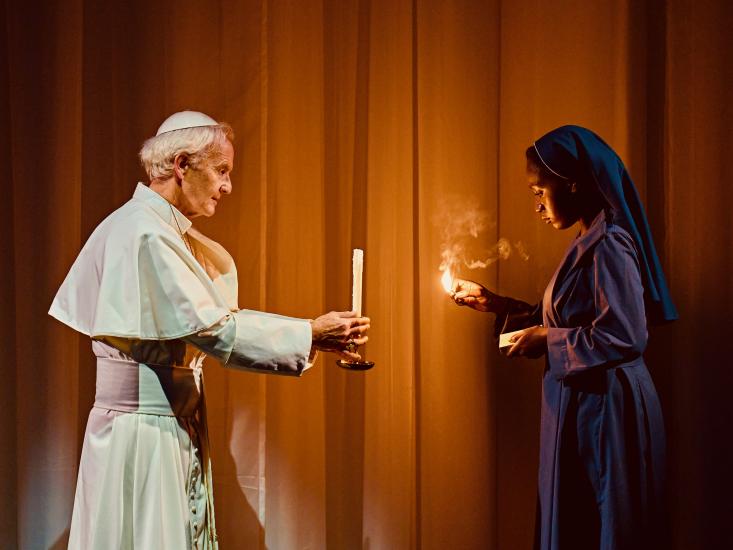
454, 287, 482, 300
454, 278, 472, 287
506, 332, 526, 357
506, 342, 520, 357
454, 290, 478, 301
453, 294, 479, 307
505, 328, 546, 358
453, 292, 467, 305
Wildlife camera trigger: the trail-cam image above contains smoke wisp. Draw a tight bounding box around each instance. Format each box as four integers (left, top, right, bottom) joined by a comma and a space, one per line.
436, 196, 529, 276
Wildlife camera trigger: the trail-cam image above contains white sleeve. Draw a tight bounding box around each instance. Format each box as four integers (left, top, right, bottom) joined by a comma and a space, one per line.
185, 310, 315, 376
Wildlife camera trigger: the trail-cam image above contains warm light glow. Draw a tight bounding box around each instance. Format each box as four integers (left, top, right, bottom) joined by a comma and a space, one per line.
441, 268, 453, 294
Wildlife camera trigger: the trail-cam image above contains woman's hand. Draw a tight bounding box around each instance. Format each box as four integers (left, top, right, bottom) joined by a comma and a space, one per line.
505, 325, 547, 359
452, 278, 497, 313
310, 310, 370, 361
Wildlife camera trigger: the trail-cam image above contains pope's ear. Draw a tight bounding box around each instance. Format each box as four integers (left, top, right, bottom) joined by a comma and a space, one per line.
173, 153, 190, 181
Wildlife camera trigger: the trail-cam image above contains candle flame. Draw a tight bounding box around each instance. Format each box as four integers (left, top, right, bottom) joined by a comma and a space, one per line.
441, 268, 454, 294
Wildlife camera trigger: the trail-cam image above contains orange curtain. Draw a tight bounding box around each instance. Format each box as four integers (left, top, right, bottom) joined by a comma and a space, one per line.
2, 0, 731, 548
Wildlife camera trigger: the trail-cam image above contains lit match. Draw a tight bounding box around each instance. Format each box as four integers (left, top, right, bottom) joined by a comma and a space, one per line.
441, 268, 455, 297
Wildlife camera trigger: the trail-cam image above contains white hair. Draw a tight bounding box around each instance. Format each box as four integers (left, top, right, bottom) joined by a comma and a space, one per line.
138, 123, 234, 180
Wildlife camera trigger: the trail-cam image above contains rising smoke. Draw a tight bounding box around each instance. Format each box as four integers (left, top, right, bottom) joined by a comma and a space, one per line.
436, 196, 529, 276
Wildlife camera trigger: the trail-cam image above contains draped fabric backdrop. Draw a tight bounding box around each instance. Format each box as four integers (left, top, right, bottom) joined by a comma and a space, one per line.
2, 0, 731, 548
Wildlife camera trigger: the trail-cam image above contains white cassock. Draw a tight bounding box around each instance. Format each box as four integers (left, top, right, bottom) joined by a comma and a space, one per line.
50, 183, 314, 550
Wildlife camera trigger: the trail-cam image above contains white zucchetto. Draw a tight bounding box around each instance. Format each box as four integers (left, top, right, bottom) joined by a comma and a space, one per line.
156, 110, 219, 136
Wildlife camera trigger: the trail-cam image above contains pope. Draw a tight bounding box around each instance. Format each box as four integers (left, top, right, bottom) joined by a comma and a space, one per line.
49, 111, 370, 549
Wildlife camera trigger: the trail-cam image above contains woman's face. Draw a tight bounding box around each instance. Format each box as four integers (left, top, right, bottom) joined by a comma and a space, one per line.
527, 161, 577, 230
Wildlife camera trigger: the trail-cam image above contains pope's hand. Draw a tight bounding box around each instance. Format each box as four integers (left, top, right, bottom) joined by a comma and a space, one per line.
311, 310, 370, 361
452, 278, 497, 313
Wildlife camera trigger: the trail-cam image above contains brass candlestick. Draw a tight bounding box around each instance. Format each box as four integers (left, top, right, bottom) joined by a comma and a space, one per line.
336, 356, 374, 370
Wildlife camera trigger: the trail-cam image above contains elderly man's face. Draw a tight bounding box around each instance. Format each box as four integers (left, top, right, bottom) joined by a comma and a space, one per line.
180, 138, 234, 218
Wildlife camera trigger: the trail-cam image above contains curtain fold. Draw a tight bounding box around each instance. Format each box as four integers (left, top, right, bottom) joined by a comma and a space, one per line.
2, 0, 731, 548
5, 1, 84, 548
360, 1, 419, 546
322, 1, 368, 548
415, 1, 500, 548
0, 0, 18, 545
659, 1, 733, 548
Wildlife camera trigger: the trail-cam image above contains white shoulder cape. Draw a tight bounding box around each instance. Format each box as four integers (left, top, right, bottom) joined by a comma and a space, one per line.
49, 184, 239, 340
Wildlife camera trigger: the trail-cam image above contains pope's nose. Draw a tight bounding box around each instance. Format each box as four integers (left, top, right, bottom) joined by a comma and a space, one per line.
221, 178, 232, 195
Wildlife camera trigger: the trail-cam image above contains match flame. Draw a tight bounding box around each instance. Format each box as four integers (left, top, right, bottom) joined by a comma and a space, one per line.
441, 268, 454, 294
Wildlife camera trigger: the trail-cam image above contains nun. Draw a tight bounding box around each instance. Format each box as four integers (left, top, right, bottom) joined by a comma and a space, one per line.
49, 111, 370, 549
452, 125, 676, 550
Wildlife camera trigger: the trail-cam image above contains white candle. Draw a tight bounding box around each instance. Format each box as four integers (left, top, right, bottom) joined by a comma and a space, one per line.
352, 249, 364, 316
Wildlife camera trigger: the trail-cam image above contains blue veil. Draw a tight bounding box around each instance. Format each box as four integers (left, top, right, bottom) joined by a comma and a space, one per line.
533, 125, 678, 324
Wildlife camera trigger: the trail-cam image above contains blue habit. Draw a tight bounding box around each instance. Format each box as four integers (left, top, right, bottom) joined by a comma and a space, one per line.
495, 125, 674, 549
497, 212, 666, 549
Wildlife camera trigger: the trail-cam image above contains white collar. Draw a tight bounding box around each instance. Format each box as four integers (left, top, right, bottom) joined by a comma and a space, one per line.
133, 182, 193, 234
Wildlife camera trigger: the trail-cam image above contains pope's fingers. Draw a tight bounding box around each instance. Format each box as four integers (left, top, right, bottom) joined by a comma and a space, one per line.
336, 310, 358, 317
352, 335, 368, 346
350, 316, 370, 326
338, 349, 362, 361
348, 324, 370, 336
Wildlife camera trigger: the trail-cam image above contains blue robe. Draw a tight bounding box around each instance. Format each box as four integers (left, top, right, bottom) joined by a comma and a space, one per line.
497, 211, 666, 550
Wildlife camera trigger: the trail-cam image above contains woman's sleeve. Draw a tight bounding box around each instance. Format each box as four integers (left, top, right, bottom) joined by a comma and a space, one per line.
493, 296, 543, 339
546, 231, 647, 380
184, 310, 316, 376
